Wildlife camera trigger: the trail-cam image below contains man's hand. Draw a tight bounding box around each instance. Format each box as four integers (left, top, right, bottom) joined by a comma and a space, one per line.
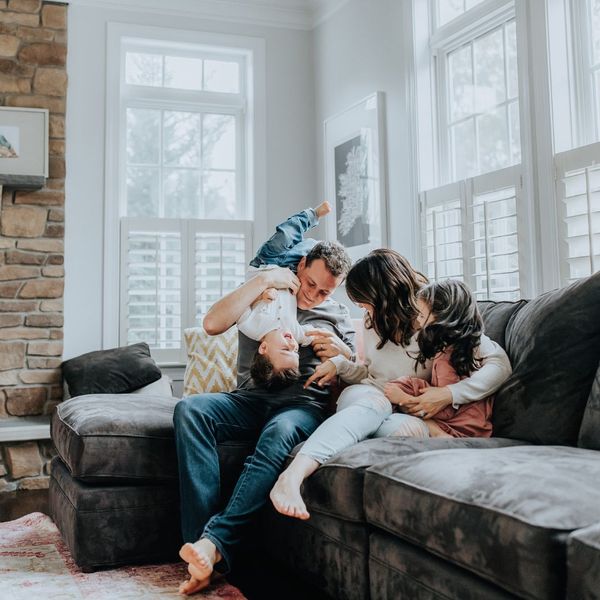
304, 360, 337, 388
399, 386, 453, 420
306, 329, 353, 361
261, 266, 300, 295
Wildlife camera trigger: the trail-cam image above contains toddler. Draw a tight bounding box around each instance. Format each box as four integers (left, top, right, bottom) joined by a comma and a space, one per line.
237, 201, 331, 388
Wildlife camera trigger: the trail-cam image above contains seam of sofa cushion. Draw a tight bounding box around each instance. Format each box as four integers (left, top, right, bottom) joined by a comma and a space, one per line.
368, 518, 540, 600
72, 473, 177, 481
52, 473, 176, 513
285, 516, 369, 558
365, 465, 588, 530
369, 554, 457, 600
304, 505, 365, 524
570, 534, 600, 552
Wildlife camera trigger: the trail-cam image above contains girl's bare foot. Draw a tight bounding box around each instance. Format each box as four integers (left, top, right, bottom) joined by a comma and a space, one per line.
315, 201, 331, 218
270, 474, 310, 520
179, 538, 221, 585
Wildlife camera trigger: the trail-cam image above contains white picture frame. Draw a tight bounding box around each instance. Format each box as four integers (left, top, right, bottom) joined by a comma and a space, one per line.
324, 92, 388, 261
0, 107, 49, 183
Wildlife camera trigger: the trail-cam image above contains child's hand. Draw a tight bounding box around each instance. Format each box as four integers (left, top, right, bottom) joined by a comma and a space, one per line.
384, 383, 414, 407
260, 288, 277, 302
315, 201, 332, 219
304, 360, 337, 388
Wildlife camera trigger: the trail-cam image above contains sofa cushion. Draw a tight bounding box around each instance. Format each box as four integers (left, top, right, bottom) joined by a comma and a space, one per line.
299, 436, 525, 523
62, 342, 162, 397
493, 273, 600, 445
364, 445, 600, 600
477, 299, 526, 349
51, 394, 254, 484
567, 522, 600, 600
578, 363, 600, 450
49, 456, 181, 570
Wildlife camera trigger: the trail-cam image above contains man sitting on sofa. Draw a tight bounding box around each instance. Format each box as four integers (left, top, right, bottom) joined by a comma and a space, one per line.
174, 237, 355, 594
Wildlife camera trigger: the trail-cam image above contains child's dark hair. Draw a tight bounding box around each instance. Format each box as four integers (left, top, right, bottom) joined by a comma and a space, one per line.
416, 279, 483, 378
250, 352, 300, 390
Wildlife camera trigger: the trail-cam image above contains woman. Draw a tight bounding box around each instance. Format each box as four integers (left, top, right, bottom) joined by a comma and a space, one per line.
270, 249, 511, 520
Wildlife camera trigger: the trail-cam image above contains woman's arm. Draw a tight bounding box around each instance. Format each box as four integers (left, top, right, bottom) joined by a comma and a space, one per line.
447, 335, 512, 407
329, 354, 369, 383
203, 267, 299, 335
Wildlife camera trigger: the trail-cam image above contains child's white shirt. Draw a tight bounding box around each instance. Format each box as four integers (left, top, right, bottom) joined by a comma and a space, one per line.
236, 266, 312, 345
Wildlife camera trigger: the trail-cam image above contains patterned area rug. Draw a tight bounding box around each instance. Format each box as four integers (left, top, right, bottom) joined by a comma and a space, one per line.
1, 513, 247, 599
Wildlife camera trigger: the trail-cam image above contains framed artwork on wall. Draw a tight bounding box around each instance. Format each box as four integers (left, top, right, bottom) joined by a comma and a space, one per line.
0, 106, 49, 188
324, 92, 388, 261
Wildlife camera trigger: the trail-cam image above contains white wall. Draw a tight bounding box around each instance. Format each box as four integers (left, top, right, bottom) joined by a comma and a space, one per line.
312, 0, 416, 311
64, 4, 316, 359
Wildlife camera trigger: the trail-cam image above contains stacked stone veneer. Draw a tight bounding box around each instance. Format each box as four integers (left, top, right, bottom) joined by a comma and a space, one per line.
0, 0, 67, 492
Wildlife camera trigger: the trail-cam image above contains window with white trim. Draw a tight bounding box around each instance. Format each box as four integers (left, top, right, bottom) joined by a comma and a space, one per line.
417, 0, 525, 299
548, 0, 600, 284
115, 35, 254, 364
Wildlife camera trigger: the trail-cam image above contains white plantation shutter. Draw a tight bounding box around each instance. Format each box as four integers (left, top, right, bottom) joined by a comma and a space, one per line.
421, 165, 523, 300
469, 166, 521, 300
420, 182, 464, 281
555, 141, 600, 284
122, 218, 251, 364
192, 221, 251, 320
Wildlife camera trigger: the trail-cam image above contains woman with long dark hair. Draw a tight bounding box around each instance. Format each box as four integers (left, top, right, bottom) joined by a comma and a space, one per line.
270, 249, 511, 520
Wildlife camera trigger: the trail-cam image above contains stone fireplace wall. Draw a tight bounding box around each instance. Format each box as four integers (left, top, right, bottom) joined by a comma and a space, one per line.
0, 0, 67, 492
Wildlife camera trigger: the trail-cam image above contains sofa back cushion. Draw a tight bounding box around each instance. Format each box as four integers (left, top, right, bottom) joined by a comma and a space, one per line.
578, 363, 600, 450
183, 326, 237, 396
477, 300, 527, 349
492, 273, 600, 445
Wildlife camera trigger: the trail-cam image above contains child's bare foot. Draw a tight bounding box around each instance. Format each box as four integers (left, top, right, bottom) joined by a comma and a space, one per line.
315, 201, 331, 218
179, 538, 221, 586
270, 474, 310, 520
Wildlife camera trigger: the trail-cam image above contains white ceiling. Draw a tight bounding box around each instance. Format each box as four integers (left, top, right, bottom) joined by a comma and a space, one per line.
66, 0, 350, 29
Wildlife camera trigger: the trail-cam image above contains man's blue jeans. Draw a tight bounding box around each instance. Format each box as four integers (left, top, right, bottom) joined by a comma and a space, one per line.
173, 390, 323, 572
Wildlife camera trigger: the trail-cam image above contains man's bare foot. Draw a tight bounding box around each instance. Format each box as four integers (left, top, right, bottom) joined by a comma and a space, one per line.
315, 201, 331, 218
179, 538, 221, 584
178, 564, 226, 596
270, 474, 310, 520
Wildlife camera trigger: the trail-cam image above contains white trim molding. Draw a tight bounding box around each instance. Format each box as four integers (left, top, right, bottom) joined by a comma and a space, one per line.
67, 0, 350, 30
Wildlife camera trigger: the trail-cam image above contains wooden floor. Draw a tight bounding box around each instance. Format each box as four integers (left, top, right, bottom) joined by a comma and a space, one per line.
0, 488, 49, 522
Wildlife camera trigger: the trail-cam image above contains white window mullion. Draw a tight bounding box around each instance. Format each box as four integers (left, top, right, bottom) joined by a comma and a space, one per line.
462, 178, 476, 292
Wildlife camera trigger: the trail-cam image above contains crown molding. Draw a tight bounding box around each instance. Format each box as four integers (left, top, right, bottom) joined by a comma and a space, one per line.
66, 0, 313, 30
66, 0, 349, 30
309, 0, 350, 28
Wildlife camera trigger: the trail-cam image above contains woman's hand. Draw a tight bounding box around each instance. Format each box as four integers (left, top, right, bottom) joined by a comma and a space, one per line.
383, 383, 415, 406
399, 386, 453, 419
304, 360, 337, 388
306, 329, 353, 361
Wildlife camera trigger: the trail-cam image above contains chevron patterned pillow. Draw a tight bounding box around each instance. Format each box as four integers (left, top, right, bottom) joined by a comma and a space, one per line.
183, 326, 238, 396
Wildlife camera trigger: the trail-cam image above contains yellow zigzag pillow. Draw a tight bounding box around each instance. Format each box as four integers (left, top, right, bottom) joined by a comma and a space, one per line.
183, 326, 238, 396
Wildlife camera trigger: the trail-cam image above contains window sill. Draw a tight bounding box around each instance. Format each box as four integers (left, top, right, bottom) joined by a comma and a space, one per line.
0, 416, 51, 443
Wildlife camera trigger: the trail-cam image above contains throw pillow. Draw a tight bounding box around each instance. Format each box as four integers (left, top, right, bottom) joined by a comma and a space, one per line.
183, 326, 238, 396
492, 272, 600, 445
62, 342, 162, 397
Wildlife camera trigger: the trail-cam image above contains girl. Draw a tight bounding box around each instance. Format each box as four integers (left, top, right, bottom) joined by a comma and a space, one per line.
381, 279, 493, 439
270, 249, 511, 520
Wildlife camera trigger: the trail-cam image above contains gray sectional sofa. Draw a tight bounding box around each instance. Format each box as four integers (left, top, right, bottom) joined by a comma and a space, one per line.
49, 273, 600, 599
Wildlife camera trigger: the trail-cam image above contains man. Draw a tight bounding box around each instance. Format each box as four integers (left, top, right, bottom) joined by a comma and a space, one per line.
174, 240, 355, 594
